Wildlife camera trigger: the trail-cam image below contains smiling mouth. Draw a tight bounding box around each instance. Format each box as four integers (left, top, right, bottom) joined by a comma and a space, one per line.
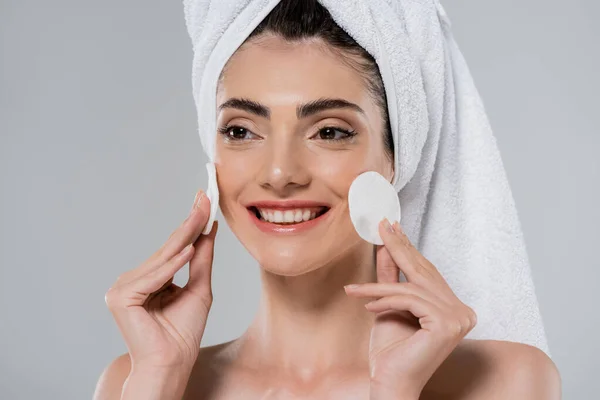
248, 206, 330, 225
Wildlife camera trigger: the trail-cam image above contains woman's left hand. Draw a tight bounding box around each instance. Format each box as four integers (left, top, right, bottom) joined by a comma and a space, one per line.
344, 219, 478, 399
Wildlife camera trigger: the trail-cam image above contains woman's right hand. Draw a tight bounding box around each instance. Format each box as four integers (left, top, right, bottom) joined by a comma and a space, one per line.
104, 189, 217, 373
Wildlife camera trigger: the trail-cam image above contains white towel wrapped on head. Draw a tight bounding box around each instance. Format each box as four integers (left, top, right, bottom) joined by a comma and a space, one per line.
183, 0, 551, 357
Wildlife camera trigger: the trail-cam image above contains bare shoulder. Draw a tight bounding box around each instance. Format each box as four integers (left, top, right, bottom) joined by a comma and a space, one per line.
92, 353, 131, 400
422, 339, 561, 400
93, 341, 239, 400
183, 340, 242, 400
485, 340, 561, 398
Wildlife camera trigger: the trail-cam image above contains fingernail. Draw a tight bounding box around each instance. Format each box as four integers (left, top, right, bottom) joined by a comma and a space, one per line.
383, 219, 395, 233
192, 189, 205, 212
364, 301, 376, 309
344, 284, 360, 290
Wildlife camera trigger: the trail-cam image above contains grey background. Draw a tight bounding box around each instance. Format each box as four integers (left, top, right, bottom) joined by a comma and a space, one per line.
1, 0, 597, 398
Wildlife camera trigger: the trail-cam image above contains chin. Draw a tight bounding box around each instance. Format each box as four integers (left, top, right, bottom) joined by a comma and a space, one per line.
250, 245, 325, 276
224, 200, 367, 274
246, 233, 366, 277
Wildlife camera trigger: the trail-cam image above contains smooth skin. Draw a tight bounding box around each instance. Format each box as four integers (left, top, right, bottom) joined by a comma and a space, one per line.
94, 33, 561, 399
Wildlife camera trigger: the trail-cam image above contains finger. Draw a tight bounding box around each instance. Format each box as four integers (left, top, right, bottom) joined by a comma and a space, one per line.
365, 294, 473, 340
152, 276, 174, 298
344, 282, 449, 308
144, 280, 183, 310
134, 244, 197, 299
105, 244, 196, 340
116, 190, 210, 286
379, 219, 446, 286
144, 276, 178, 306
105, 245, 193, 345
364, 293, 444, 326
378, 219, 423, 282
106, 244, 195, 313
391, 221, 446, 283
185, 220, 218, 298
375, 245, 399, 283
164, 189, 207, 242
154, 190, 210, 268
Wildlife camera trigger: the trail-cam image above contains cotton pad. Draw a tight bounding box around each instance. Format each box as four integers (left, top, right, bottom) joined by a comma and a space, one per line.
348, 171, 401, 245
202, 162, 219, 235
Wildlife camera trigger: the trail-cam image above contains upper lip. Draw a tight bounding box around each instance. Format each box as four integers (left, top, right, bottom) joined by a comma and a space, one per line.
245, 200, 331, 210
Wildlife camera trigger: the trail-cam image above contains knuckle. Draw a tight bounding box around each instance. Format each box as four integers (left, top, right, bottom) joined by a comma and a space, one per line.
468, 306, 478, 328
402, 282, 421, 297
104, 287, 122, 309
414, 262, 431, 277
453, 320, 463, 336
460, 314, 472, 332
402, 282, 416, 292
155, 246, 166, 260
399, 233, 411, 248
154, 246, 171, 265
396, 227, 408, 240
402, 293, 417, 303
442, 318, 462, 338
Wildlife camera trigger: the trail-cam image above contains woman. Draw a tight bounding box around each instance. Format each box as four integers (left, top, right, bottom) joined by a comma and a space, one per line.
94, 1, 561, 399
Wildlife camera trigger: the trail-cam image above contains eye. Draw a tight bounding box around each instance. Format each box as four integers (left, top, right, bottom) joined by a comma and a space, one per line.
315, 126, 357, 141
217, 125, 257, 141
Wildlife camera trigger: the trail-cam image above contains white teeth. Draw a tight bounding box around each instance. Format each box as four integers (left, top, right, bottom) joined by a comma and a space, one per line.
302, 209, 311, 221
284, 210, 295, 223
256, 208, 326, 224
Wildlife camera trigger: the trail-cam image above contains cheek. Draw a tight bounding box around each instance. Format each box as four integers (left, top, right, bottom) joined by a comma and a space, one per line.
309, 146, 379, 195
214, 148, 257, 218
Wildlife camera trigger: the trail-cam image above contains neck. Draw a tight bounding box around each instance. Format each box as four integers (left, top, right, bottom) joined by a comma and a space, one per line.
234, 245, 378, 380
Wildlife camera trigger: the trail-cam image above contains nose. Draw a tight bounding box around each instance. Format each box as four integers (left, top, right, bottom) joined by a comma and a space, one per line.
257, 133, 311, 194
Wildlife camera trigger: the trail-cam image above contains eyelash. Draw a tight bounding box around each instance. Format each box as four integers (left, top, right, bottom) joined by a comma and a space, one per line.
217, 125, 358, 142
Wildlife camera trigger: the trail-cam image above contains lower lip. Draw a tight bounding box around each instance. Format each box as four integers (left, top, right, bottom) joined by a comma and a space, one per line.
247, 208, 330, 234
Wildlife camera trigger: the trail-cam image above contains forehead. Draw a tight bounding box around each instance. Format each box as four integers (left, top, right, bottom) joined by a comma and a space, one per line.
217, 35, 373, 110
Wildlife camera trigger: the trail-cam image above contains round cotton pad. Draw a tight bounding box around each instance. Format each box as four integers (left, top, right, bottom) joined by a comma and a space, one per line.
348, 171, 401, 245
202, 162, 219, 235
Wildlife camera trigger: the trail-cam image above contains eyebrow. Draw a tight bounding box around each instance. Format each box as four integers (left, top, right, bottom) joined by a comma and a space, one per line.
217, 97, 365, 119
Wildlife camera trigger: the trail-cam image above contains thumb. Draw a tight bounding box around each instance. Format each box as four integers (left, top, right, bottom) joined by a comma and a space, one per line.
375, 232, 399, 284
185, 220, 218, 298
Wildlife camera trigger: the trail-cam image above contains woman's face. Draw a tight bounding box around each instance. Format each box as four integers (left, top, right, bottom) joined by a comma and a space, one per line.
215, 33, 393, 275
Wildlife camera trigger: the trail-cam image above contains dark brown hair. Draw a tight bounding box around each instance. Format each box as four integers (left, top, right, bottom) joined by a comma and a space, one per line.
239, 0, 394, 161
